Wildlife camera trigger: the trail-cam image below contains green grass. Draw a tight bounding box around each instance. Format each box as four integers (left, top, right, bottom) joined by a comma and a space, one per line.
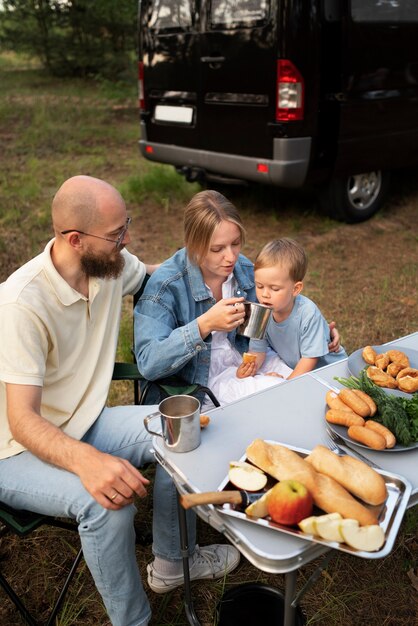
1, 50, 418, 626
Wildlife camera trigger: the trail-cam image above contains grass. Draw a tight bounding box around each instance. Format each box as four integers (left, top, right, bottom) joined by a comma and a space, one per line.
0, 50, 417, 626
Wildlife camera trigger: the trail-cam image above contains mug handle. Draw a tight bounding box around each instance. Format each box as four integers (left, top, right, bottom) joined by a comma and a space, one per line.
144, 412, 163, 439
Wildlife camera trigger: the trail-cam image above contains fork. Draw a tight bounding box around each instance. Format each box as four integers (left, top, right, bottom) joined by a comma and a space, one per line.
325, 425, 381, 469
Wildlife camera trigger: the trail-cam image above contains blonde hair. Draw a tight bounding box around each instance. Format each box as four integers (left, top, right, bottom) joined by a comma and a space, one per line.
254, 238, 307, 282
184, 190, 246, 264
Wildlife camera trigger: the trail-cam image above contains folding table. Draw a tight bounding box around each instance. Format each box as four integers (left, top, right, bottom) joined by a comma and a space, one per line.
151, 332, 418, 626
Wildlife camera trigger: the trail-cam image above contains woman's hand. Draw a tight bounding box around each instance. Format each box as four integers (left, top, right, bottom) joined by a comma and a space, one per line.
328, 321, 341, 353
198, 297, 245, 339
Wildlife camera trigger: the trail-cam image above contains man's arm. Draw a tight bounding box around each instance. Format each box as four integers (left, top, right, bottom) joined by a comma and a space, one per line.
145, 263, 161, 274
6, 383, 149, 510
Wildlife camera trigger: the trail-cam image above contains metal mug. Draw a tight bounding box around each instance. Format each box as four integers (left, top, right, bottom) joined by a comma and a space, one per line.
237, 301, 273, 339
144, 395, 201, 453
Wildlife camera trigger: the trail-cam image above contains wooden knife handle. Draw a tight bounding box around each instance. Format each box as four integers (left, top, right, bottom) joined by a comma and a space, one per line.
180, 491, 243, 509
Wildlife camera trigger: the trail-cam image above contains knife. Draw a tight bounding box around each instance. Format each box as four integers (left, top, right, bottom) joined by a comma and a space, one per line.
180, 489, 270, 515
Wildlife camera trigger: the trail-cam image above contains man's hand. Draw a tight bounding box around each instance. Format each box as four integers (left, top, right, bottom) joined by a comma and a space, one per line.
328, 321, 341, 353
236, 361, 256, 379
75, 447, 150, 510
6, 383, 150, 510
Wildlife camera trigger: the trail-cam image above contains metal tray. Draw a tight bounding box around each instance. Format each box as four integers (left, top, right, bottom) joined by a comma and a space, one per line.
216, 441, 412, 559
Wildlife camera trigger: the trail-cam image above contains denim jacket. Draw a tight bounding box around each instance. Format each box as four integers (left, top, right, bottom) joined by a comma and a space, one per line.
134, 247, 255, 389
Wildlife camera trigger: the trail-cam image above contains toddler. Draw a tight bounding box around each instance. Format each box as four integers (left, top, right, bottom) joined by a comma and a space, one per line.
237, 238, 347, 381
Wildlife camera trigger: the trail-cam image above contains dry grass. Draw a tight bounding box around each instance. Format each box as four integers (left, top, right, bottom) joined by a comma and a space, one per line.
0, 52, 417, 626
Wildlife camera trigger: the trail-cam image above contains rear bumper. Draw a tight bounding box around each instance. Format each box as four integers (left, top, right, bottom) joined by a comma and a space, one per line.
139, 124, 311, 188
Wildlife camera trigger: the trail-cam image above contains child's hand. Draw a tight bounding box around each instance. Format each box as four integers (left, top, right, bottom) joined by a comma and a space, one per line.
236, 361, 256, 379
264, 372, 284, 378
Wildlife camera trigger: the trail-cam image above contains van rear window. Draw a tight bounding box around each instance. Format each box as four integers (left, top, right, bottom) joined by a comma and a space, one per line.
148, 0, 194, 31
351, 0, 418, 22
210, 0, 269, 28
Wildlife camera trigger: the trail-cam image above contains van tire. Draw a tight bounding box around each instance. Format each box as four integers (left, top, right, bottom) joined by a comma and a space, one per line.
320, 171, 390, 223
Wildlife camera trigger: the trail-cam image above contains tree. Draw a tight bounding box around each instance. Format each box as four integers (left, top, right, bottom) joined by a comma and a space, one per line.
0, 0, 138, 79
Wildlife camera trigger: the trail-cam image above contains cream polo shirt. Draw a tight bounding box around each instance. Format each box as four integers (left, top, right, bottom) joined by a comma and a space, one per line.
0, 239, 146, 460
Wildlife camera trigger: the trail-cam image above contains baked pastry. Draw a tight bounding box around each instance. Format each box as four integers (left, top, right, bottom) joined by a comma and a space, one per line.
362, 345, 377, 365
387, 362, 404, 378
375, 353, 390, 370
396, 367, 418, 393
386, 349, 409, 368
242, 352, 257, 364
367, 366, 398, 389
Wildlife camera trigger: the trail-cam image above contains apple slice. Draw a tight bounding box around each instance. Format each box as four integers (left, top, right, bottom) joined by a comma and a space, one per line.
245, 488, 272, 518
340, 522, 385, 552
316, 515, 344, 542
299, 512, 341, 536
298, 515, 318, 535
228, 461, 267, 491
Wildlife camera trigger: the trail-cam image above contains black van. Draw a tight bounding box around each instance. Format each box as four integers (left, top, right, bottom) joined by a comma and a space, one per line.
138, 0, 418, 222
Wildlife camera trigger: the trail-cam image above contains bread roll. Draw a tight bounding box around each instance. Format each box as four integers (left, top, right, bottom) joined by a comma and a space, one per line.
305, 445, 387, 505
246, 440, 379, 526
339, 389, 371, 417
243, 352, 257, 364
347, 425, 386, 450
365, 420, 396, 448
326, 409, 365, 428
352, 389, 377, 417
326, 390, 355, 413
313, 473, 379, 526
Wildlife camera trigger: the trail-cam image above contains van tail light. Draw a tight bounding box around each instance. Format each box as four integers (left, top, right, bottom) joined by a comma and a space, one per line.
138, 61, 145, 111
276, 59, 304, 122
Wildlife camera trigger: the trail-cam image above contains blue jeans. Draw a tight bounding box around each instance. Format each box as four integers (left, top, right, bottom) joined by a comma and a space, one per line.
0, 405, 196, 626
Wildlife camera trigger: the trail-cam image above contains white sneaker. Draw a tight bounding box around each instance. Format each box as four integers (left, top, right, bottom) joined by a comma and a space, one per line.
147, 544, 240, 594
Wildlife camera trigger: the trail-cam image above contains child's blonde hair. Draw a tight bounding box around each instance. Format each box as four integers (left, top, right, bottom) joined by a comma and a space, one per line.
254, 238, 307, 282
184, 190, 246, 265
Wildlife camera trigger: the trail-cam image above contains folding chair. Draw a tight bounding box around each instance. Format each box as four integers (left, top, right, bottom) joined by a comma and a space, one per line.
0, 501, 83, 626
112, 275, 220, 408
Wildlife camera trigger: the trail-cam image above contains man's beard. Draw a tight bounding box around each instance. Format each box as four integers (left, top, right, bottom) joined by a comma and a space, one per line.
80, 248, 125, 279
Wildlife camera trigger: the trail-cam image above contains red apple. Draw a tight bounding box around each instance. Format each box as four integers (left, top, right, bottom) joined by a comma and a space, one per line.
267, 479, 313, 526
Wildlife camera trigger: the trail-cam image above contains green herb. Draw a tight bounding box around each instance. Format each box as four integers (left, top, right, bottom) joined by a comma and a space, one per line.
334, 370, 416, 446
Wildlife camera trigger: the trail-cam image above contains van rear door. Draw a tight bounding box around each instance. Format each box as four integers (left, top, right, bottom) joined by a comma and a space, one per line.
140, 0, 276, 158
140, 0, 201, 150
198, 0, 276, 158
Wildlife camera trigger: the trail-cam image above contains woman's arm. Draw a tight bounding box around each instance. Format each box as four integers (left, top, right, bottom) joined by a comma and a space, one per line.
135, 295, 245, 380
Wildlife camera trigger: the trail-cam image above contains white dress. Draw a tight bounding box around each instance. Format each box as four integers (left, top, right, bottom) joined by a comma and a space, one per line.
203, 275, 292, 409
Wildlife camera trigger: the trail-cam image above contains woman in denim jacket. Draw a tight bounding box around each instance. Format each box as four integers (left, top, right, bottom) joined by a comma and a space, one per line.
134, 190, 339, 406
134, 190, 254, 403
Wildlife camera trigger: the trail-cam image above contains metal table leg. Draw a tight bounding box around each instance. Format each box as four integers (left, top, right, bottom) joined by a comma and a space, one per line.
177, 493, 201, 626
283, 570, 298, 626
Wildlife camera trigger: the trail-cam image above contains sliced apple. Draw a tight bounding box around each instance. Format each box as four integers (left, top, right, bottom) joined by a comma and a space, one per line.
298, 515, 318, 535
316, 515, 344, 542
228, 461, 267, 491
245, 489, 272, 518
340, 522, 385, 552
299, 512, 341, 536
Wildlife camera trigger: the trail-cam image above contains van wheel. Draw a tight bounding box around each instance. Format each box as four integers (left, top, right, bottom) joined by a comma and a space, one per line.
320, 171, 390, 223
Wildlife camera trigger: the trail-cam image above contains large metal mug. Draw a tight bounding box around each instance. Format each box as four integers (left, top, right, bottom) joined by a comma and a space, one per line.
237, 301, 273, 339
144, 395, 201, 453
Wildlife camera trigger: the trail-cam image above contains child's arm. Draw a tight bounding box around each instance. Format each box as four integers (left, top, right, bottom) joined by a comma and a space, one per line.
287, 356, 318, 379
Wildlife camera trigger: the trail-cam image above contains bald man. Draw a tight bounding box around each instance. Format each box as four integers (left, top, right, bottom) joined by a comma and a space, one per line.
0, 176, 239, 626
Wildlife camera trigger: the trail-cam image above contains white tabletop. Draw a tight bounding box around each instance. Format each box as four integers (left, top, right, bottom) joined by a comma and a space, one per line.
152, 332, 418, 574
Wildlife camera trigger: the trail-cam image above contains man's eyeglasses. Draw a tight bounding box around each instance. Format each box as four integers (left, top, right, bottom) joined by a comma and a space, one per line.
61, 217, 131, 251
